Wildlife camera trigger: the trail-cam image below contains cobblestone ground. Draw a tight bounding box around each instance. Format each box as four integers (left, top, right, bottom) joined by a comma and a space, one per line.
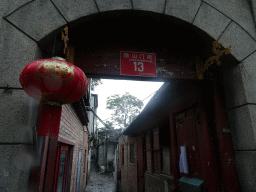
85, 164, 115, 192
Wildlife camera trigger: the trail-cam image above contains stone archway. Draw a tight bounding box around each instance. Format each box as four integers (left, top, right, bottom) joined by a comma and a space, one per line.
2, 0, 256, 85
1, 0, 256, 191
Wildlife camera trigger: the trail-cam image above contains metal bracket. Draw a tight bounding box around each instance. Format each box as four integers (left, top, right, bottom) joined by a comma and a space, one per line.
196, 41, 231, 79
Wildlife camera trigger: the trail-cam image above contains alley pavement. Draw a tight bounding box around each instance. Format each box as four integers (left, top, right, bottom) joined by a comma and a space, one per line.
85, 163, 115, 192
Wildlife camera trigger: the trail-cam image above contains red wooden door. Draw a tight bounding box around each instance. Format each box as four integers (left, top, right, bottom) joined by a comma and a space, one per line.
54, 145, 71, 192
174, 102, 222, 192
137, 137, 145, 192
175, 107, 201, 178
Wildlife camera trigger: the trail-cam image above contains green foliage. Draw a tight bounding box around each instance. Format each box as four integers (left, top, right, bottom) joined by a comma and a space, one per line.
106, 92, 144, 128
105, 120, 114, 128
91, 78, 103, 91
97, 119, 114, 130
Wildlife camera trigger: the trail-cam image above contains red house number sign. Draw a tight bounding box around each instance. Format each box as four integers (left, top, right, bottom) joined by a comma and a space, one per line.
120, 51, 156, 77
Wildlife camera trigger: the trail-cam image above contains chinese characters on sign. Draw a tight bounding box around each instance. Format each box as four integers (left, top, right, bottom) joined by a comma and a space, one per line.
120, 51, 156, 77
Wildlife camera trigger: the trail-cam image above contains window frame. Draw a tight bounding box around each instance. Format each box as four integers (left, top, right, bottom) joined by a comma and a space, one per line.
129, 143, 135, 164
152, 128, 161, 174
144, 125, 172, 176
161, 146, 171, 175
53, 145, 71, 192
120, 145, 124, 165
145, 131, 153, 173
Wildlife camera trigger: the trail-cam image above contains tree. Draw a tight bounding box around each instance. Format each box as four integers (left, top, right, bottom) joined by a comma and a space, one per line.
98, 120, 114, 130
105, 120, 114, 129
106, 92, 144, 128
91, 78, 103, 91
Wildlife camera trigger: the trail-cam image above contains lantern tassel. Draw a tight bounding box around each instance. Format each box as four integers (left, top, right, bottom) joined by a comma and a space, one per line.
37, 103, 62, 137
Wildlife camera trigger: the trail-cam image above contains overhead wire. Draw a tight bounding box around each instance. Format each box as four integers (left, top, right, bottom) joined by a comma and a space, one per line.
141, 90, 157, 101
86, 106, 112, 130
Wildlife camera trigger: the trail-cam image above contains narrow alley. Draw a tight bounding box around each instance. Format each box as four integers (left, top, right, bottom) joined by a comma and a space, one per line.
85, 163, 115, 192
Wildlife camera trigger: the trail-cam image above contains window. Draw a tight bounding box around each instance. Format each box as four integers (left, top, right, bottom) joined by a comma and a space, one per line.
162, 147, 171, 174
153, 128, 160, 174
130, 144, 135, 163
120, 145, 124, 164
145, 129, 161, 173
145, 132, 152, 172
158, 121, 172, 175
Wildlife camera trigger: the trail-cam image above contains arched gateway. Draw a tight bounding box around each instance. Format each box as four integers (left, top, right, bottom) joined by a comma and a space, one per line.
1, 0, 256, 191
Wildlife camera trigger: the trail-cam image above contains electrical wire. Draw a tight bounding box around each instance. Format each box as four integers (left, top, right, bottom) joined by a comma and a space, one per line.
142, 90, 157, 101
102, 116, 113, 121
86, 106, 112, 130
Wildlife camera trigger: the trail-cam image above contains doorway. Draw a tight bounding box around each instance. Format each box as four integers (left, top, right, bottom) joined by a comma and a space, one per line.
171, 81, 227, 192
54, 143, 72, 192
175, 106, 201, 178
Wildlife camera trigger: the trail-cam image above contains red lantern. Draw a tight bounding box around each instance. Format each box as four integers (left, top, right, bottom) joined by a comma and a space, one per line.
19, 57, 88, 105
19, 57, 88, 137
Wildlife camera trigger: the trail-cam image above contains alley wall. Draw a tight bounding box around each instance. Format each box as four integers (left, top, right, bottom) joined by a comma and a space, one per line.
59, 104, 89, 192
119, 135, 138, 192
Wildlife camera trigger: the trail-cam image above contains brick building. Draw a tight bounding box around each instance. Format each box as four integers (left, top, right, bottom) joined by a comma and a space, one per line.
58, 104, 89, 192
119, 80, 240, 192
119, 135, 138, 192
29, 82, 98, 192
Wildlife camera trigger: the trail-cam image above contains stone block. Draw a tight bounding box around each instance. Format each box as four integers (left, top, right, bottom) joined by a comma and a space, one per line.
95, 0, 132, 12
0, 89, 40, 144
133, 0, 166, 13
165, 0, 201, 23
0, 145, 35, 192
0, 20, 43, 88
0, 0, 31, 16
228, 105, 256, 151
234, 151, 256, 192
219, 21, 256, 61
223, 64, 246, 109
6, 0, 67, 41
239, 51, 256, 104
248, 104, 256, 140
204, 0, 256, 40
51, 0, 98, 22
193, 2, 231, 40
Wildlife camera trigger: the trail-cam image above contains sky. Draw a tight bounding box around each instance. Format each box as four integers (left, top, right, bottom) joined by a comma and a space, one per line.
91, 79, 164, 127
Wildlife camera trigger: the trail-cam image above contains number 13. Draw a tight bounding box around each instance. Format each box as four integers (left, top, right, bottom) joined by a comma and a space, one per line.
133, 62, 144, 72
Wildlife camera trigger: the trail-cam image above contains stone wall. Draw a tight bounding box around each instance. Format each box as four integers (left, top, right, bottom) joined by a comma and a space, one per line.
222, 52, 256, 191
